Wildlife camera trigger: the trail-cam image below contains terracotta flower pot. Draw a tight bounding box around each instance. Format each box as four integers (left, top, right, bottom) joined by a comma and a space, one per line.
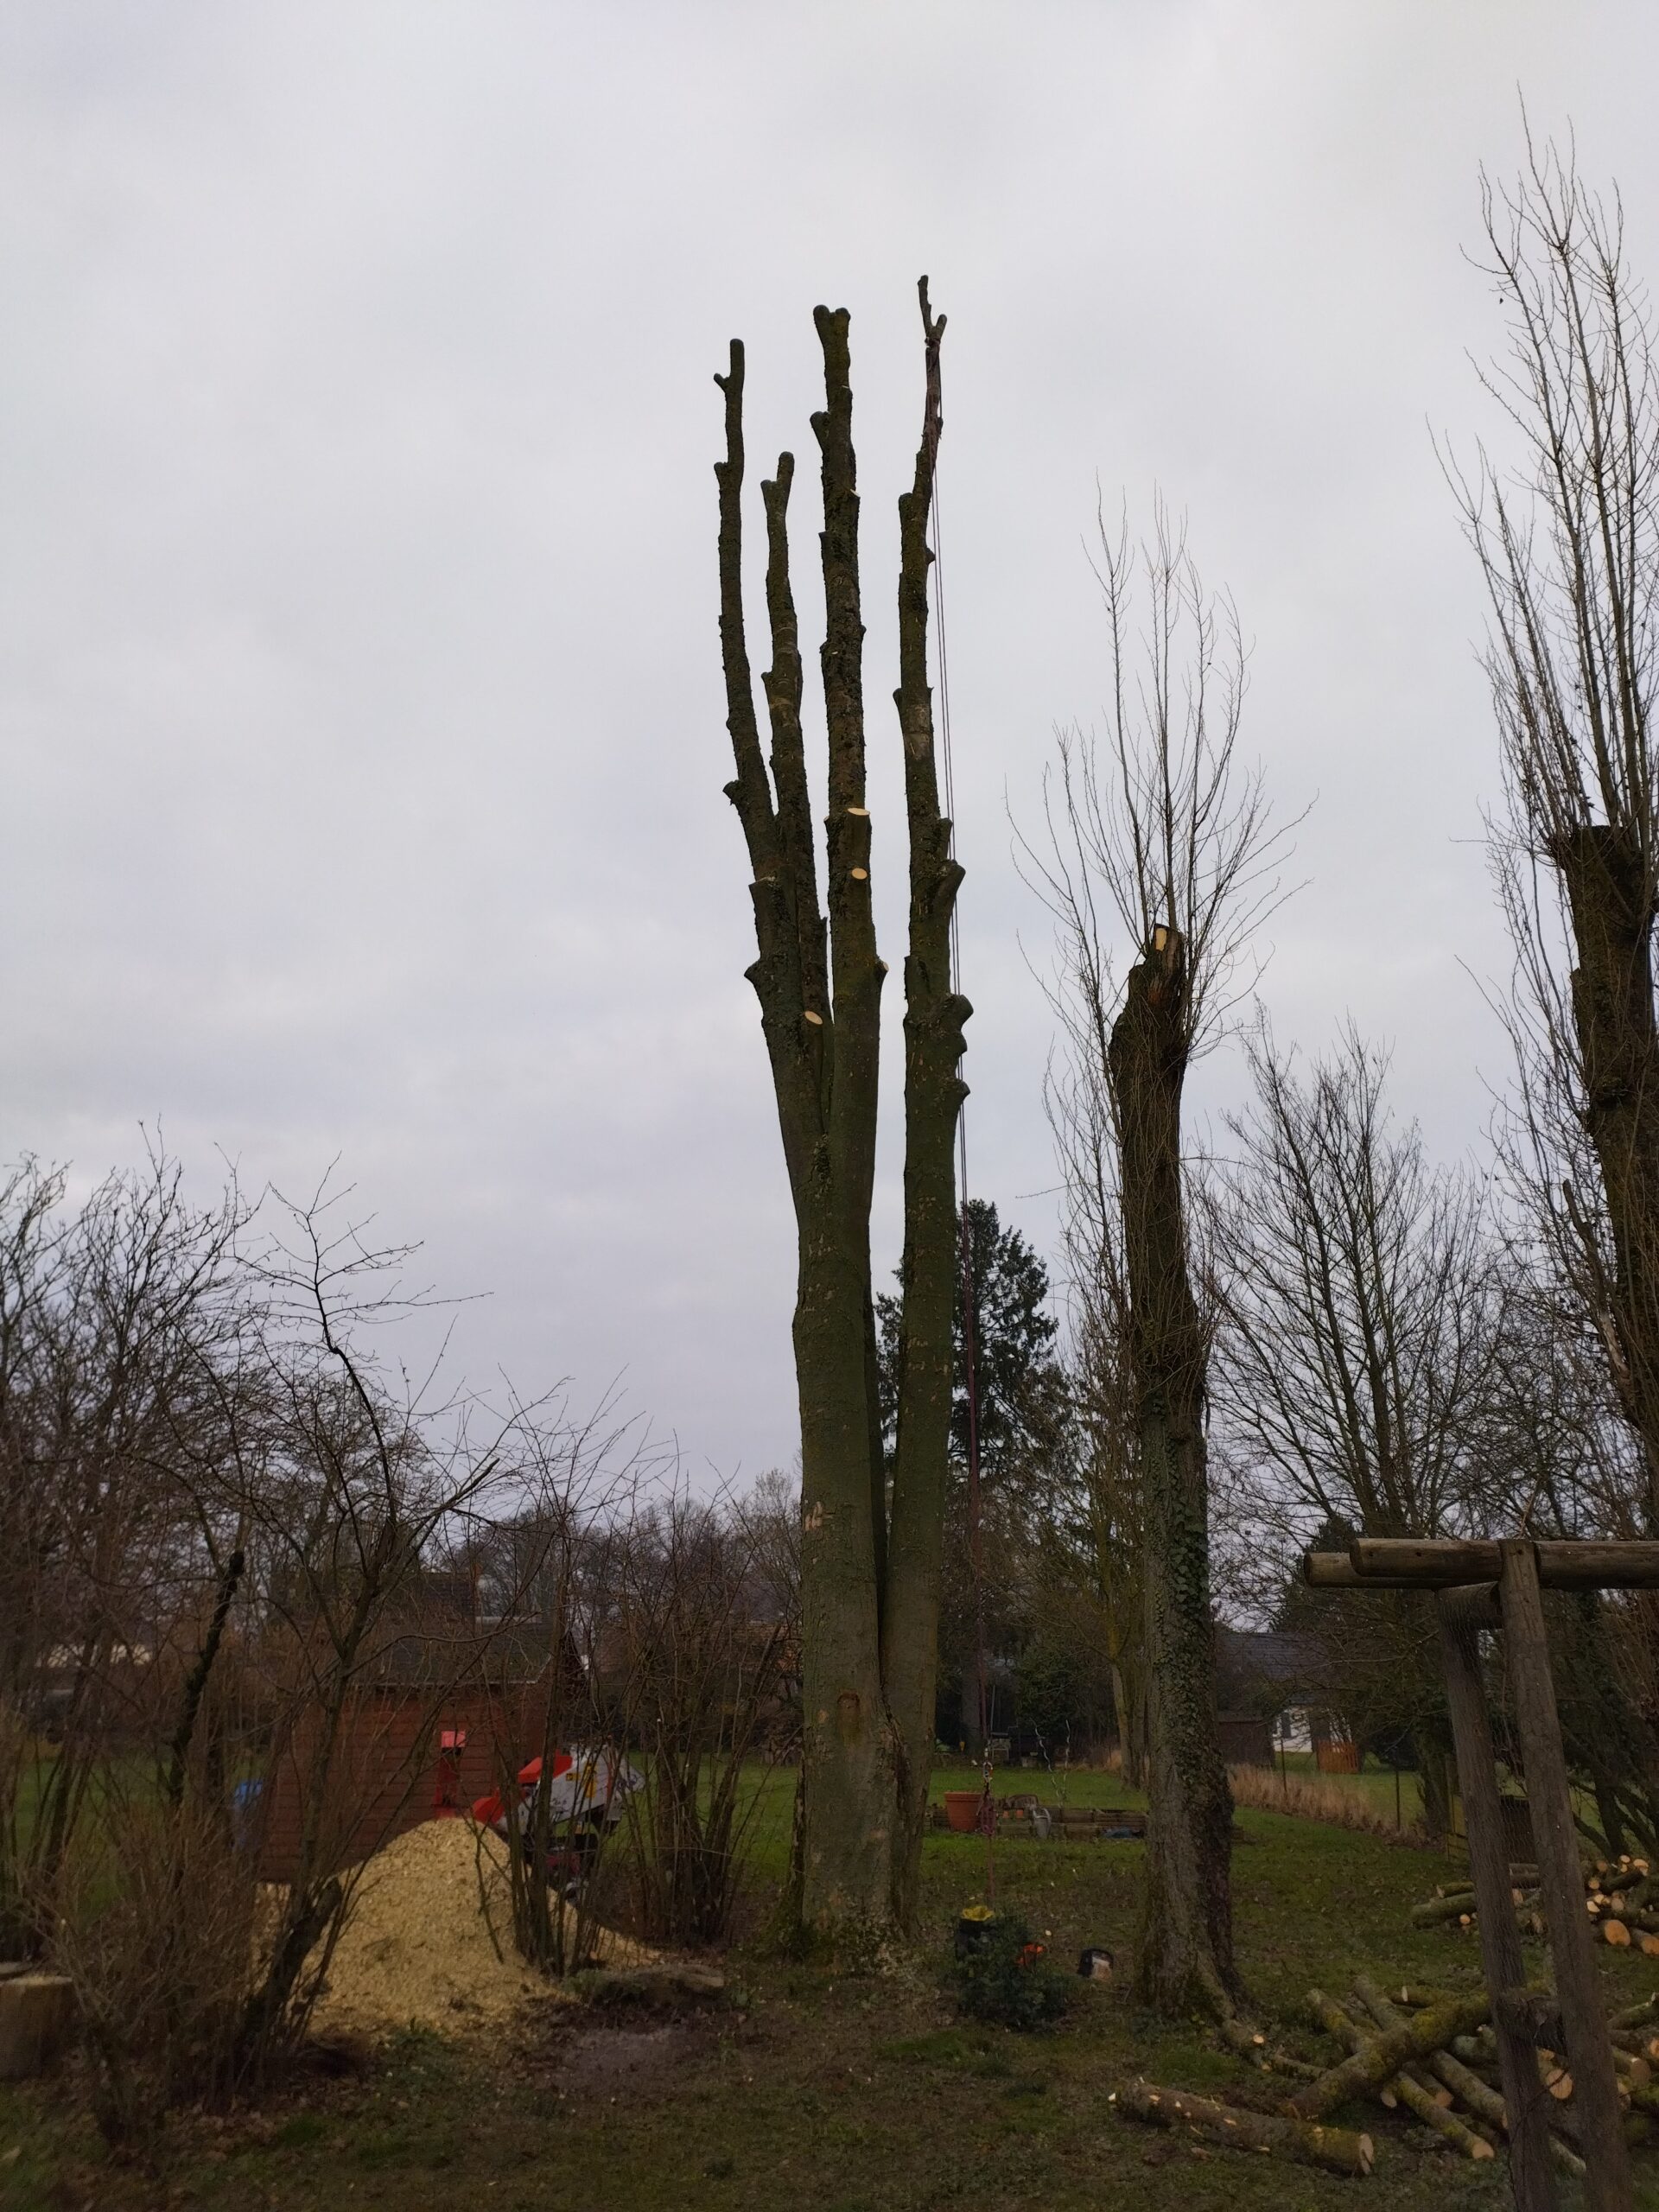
944, 1789, 983, 1834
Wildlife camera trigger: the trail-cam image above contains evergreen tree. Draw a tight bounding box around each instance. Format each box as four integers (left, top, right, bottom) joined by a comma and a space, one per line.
878, 1198, 1067, 1742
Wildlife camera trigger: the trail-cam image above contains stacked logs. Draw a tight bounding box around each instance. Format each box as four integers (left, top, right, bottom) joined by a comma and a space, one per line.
1115, 1985, 1659, 2177
1412, 1854, 1659, 1957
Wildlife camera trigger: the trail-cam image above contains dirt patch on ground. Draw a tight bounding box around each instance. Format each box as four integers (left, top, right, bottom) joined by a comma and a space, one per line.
545, 2018, 715, 2098
515, 1966, 731, 2103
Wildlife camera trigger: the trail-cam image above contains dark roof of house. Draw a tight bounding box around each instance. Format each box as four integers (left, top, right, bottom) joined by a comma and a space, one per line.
1215, 1626, 1333, 1698
356, 1622, 568, 1689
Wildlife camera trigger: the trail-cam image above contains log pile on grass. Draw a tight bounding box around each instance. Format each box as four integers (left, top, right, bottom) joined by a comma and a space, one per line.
1116, 1979, 1659, 2177
1411, 1853, 1659, 1955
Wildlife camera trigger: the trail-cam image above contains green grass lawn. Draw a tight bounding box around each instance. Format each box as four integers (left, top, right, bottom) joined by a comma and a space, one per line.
4, 1768, 1655, 2211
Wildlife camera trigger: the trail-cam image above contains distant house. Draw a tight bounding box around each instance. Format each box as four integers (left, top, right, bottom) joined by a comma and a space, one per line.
1215, 1627, 1342, 1762
33, 1638, 158, 1743
257, 1618, 579, 1883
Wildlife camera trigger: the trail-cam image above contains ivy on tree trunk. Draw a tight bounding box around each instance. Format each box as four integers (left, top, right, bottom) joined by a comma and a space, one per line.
1109, 929, 1238, 2014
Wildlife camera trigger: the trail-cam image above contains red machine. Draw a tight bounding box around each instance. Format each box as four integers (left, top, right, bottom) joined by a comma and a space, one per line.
470, 1750, 573, 1831
472, 1748, 639, 1901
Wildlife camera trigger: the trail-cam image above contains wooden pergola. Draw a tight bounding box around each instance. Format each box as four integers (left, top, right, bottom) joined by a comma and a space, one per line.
1304, 1536, 1659, 2212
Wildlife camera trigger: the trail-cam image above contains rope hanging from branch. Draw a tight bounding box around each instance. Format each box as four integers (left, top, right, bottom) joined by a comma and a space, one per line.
929, 402, 995, 1903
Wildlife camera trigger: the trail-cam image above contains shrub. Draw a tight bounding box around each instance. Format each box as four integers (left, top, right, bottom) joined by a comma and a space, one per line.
50, 1796, 258, 2144
946, 1912, 1071, 2032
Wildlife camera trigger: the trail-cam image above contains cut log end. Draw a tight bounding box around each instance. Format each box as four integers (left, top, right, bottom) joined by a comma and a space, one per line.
1116, 2079, 1375, 2177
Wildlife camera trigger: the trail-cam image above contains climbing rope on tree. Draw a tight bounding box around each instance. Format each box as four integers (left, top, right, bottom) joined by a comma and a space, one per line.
930, 443, 995, 1904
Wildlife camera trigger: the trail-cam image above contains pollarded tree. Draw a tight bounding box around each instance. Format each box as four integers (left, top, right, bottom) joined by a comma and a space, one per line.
1026, 500, 1289, 2017
1047, 998, 1148, 1783
1454, 135, 1659, 1520
713, 284, 969, 1942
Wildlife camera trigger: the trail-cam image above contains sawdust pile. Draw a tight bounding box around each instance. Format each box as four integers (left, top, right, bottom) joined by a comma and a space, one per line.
308, 1816, 653, 2038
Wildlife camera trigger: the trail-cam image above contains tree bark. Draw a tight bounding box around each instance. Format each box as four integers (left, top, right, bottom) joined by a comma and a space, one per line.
166, 1547, 245, 1812
882, 288, 969, 1929
715, 290, 964, 1945
1499, 1539, 1634, 2212
1435, 1591, 1560, 2210
1116, 2079, 1374, 2176
1109, 931, 1236, 2013
1313, 1986, 1496, 2159
1290, 1990, 1492, 2120
1555, 824, 1659, 1520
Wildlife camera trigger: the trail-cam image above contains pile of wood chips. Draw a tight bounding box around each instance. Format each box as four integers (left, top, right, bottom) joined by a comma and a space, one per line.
308, 1817, 653, 2038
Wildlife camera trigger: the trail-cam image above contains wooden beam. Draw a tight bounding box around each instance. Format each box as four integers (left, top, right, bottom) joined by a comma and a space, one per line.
1436, 1588, 1560, 2212
1438, 1582, 1503, 1632
1345, 1537, 1659, 1589
1302, 1552, 1419, 1588
1497, 1541, 1632, 2211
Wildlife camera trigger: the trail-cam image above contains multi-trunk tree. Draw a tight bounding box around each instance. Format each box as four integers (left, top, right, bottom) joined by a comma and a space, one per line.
714, 283, 969, 1942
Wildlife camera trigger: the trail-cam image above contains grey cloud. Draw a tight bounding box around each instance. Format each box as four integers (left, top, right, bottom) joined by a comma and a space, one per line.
1, 0, 1651, 1475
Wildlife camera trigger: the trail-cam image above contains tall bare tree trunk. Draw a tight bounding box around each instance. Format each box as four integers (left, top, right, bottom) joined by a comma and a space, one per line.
1029, 502, 1280, 2014
715, 286, 967, 1945
1109, 931, 1237, 2014
1460, 141, 1659, 1538
882, 298, 967, 1926
1555, 825, 1659, 1518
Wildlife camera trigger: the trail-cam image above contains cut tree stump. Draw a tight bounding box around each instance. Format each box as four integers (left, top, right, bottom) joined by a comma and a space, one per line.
0, 1974, 73, 2081
1114, 2079, 1375, 2176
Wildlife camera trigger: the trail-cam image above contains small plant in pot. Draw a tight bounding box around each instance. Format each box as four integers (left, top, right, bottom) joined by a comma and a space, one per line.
946, 1910, 1072, 2032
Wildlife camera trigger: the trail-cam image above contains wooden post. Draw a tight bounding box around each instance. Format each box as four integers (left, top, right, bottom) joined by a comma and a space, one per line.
1498, 1540, 1633, 2212
1436, 1590, 1558, 2212
1309, 1535, 1659, 2207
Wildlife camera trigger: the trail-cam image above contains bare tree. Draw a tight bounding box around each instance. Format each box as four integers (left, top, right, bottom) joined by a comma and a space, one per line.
609, 1487, 791, 1946
713, 283, 969, 1941
0, 1150, 249, 1952
1024, 499, 1288, 2016
1218, 1023, 1503, 1541
1452, 130, 1659, 1523
1212, 1022, 1505, 1832
462, 1393, 668, 1980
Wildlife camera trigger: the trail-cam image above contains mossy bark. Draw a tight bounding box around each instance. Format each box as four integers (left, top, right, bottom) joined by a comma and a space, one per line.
1109, 931, 1237, 2015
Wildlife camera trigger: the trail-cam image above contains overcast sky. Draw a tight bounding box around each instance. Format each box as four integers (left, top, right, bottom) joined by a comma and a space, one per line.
3, 2, 1656, 1478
